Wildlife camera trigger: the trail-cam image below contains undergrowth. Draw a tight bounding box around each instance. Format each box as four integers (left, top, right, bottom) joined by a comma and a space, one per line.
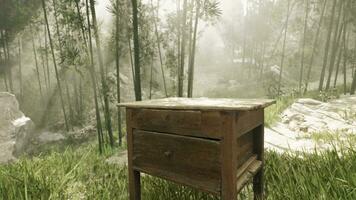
1, 141, 356, 200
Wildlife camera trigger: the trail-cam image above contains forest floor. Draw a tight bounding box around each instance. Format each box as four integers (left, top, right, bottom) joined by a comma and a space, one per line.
1, 93, 356, 199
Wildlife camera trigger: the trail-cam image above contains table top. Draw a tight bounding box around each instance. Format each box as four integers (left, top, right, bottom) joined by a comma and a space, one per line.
118, 97, 275, 111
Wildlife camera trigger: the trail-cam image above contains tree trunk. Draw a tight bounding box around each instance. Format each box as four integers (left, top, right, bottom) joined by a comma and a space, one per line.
259, 42, 267, 78
152, 0, 168, 97
116, 0, 122, 146
85, 0, 104, 153
343, 20, 350, 94
64, 79, 74, 126
277, 0, 291, 96
52, 0, 74, 129
128, 38, 136, 87
149, 58, 154, 99
31, 30, 44, 100
268, 1, 297, 64
42, 0, 69, 132
131, 0, 142, 101
89, 0, 115, 147
298, 0, 309, 93
325, 0, 343, 90
351, 71, 356, 95
352, 32, 356, 94
334, 6, 347, 89
176, 0, 181, 96
18, 38, 23, 103
177, 0, 188, 97
1, 30, 9, 92
75, 0, 88, 49
4, 30, 13, 93
304, 0, 327, 93
187, 0, 200, 98
39, 36, 49, 94
318, 0, 337, 91
333, 36, 343, 88
186, 0, 194, 96
44, 23, 50, 89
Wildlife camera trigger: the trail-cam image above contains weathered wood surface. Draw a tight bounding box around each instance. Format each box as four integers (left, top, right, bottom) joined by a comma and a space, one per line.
236, 159, 262, 194
130, 109, 222, 139
125, 99, 273, 200
221, 111, 238, 200
236, 130, 254, 169
119, 97, 275, 111
236, 109, 264, 137
126, 109, 141, 200
132, 130, 222, 194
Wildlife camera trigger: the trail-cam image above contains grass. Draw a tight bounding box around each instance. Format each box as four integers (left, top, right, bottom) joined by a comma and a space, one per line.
265, 95, 295, 127
1, 140, 356, 200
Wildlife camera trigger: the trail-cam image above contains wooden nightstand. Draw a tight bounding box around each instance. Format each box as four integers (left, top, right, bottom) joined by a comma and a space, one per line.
119, 98, 275, 200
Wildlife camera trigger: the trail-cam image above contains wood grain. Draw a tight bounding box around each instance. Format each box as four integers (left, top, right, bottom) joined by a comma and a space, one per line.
221, 111, 238, 200
131, 109, 222, 139
126, 109, 141, 200
236, 159, 262, 194
236, 131, 254, 169
119, 97, 275, 111
132, 130, 222, 194
236, 110, 263, 138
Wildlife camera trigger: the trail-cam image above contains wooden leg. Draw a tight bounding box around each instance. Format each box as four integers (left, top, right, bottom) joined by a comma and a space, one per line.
126, 109, 141, 200
221, 111, 237, 200
253, 124, 264, 200
128, 169, 141, 200
253, 169, 264, 200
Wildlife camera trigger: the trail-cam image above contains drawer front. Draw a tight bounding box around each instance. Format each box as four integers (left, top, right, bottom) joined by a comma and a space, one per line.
132, 130, 221, 194
130, 109, 222, 139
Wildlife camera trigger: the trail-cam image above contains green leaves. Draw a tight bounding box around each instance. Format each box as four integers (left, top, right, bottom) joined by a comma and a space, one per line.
201, 0, 222, 21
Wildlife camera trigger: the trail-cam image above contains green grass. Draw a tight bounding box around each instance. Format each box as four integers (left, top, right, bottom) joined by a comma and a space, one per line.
1, 141, 356, 200
265, 95, 296, 127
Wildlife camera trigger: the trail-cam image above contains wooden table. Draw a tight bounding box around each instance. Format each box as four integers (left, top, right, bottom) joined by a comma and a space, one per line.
119, 98, 275, 200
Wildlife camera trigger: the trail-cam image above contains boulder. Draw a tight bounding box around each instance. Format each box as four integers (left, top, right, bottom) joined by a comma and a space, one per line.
0, 92, 35, 163
265, 95, 356, 153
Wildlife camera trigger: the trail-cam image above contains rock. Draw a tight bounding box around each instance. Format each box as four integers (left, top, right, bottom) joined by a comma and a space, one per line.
13, 116, 35, 157
0, 92, 35, 163
265, 95, 356, 153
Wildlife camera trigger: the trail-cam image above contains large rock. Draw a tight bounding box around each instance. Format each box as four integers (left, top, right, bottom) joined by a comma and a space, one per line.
0, 92, 35, 163
265, 95, 356, 153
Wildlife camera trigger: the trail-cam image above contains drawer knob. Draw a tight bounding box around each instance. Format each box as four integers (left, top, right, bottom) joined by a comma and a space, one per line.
164, 150, 172, 158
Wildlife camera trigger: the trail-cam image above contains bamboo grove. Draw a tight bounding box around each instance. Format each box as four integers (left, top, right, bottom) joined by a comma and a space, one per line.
0, 0, 356, 151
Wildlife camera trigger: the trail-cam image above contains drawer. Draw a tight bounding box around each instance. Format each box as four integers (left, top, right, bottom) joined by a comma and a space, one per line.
129, 109, 222, 139
132, 130, 221, 194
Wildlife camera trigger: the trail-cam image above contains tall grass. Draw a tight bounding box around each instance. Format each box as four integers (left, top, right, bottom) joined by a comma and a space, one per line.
1, 142, 356, 200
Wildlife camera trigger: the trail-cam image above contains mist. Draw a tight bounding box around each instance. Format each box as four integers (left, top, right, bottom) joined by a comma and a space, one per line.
0, 0, 356, 199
